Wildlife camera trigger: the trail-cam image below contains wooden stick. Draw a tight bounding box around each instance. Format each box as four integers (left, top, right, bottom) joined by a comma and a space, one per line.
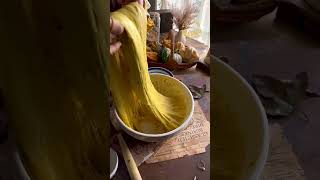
117, 134, 142, 180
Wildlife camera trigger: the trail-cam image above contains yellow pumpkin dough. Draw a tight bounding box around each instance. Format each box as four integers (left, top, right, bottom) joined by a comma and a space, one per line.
109, 2, 188, 133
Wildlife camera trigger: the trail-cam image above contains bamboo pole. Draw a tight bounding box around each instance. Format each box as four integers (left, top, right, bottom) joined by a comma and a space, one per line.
0, 0, 110, 179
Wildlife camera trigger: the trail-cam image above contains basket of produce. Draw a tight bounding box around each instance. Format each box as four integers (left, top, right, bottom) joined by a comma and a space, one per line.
147, 1, 208, 71
146, 31, 207, 71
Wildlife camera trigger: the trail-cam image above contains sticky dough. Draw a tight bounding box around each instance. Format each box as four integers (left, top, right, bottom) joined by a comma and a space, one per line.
109, 2, 188, 133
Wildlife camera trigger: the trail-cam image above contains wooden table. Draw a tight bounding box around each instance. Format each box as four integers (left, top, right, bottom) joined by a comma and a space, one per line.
111, 68, 210, 180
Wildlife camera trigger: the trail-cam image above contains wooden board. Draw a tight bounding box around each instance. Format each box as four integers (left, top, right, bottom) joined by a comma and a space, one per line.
261, 123, 306, 179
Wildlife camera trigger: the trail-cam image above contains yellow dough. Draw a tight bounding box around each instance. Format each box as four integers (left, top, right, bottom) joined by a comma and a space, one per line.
109, 2, 188, 133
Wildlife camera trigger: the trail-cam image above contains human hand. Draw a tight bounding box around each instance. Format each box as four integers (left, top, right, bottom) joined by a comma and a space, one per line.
110, 18, 124, 55
110, 0, 144, 55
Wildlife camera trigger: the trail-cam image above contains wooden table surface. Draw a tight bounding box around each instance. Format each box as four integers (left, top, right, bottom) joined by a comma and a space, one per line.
111, 67, 210, 180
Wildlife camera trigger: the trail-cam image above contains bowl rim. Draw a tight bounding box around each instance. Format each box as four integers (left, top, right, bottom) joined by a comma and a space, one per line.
148, 67, 174, 77
215, 58, 270, 179
114, 74, 195, 137
110, 148, 118, 179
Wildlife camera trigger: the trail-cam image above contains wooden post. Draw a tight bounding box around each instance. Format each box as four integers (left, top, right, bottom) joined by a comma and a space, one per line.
0, 0, 110, 179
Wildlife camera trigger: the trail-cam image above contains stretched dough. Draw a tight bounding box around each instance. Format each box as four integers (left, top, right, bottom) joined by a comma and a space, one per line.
109, 2, 187, 133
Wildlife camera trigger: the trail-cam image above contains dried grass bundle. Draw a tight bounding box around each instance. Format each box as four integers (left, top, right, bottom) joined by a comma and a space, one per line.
171, 0, 200, 30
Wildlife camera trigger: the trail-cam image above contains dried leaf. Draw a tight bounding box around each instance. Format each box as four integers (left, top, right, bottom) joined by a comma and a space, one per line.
260, 96, 294, 117
306, 88, 320, 97
286, 72, 308, 105
187, 84, 207, 99
252, 75, 287, 99
252, 72, 309, 117
171, 0, 200, 30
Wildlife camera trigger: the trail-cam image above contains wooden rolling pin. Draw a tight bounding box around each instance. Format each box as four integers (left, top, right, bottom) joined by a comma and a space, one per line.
117, 133, 142, 180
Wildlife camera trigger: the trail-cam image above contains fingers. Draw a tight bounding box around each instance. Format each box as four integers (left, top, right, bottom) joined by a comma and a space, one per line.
110, 42, 122, 55
110, 33, 116, 43
110, 18, 124, 55
110, 0, 143, 55
110, 18, 124, 35
137, 0, 144, 5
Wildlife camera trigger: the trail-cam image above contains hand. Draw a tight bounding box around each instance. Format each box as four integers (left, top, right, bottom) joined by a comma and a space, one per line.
110, 18, 124, 55
110, 0, 144, 55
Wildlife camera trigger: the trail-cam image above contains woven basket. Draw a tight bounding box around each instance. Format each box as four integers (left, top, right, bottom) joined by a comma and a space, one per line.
213, 0, 278, 23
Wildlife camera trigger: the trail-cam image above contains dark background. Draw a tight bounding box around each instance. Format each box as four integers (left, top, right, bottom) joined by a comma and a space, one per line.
213, 9, 320, 180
